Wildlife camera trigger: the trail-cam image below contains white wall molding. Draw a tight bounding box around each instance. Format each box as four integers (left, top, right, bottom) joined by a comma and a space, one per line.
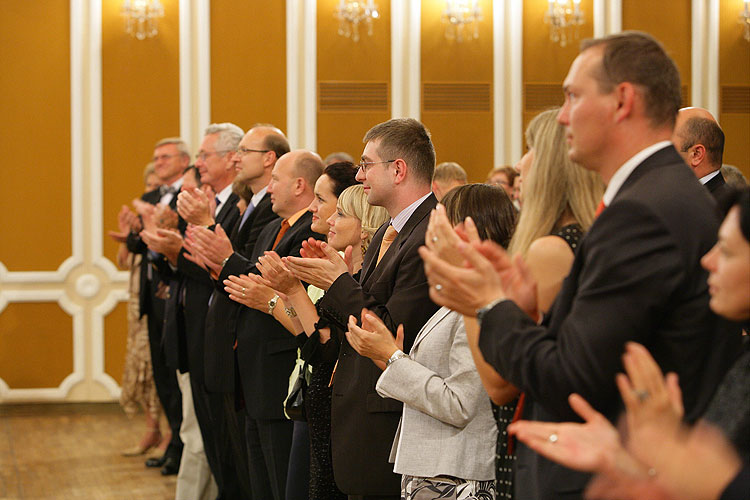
91, 289, 129, 398
286, 0, 317, 150
691, 0, 720, 115
391, 0, 421, 119
493, 0, 523, 166
179, 0, 212, 150
593, 0, 622, 37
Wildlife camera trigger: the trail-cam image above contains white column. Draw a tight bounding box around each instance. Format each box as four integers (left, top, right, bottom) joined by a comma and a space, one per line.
691, 0, 720, 116
493, 0, 523, 166
391, 0, 421, 119
180, 0, 211, 150
593, 0, 622, 37
286, 0, 317, 150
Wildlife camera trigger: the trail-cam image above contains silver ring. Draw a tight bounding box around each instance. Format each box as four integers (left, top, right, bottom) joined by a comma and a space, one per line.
242, 287, 246, 293
242, 292, 246, 298
548, 433, 558, 444
431, 236, 438, 243
435, 284, 443, 291
634, 389, 650, 402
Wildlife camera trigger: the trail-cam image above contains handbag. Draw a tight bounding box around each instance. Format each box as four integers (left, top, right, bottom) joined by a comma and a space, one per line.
284, 359, 308, 421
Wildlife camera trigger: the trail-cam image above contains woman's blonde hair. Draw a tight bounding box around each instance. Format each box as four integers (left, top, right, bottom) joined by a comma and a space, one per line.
508, 108, 604, 256
337, 185, 389, 254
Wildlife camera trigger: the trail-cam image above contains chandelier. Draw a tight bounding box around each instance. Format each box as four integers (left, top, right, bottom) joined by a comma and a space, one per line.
121, 0, 164, 40
334, 0, 380, 42
544, 0, 584, 47
741, 0, 750, 42
442, 0, 482, 42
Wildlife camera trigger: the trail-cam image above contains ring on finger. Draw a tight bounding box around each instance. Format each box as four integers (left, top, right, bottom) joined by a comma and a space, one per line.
548, 433, 559, 444
431, 236, 438, 243
435, 284, 443, 292
633, 389, 650, 402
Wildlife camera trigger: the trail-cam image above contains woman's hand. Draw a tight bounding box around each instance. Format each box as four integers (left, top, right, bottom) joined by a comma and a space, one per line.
345, 308, 404, 364
284, 242, 348, 291
256, 251, 305, 296
224, 273, 276, 312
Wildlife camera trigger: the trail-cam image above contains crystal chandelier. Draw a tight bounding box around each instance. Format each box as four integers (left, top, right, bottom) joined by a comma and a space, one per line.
442, 0, 482, 42
334, 0, 380, 42
544, 0, 584, 48
121, 0, 164, 40
741, 0, 750, 42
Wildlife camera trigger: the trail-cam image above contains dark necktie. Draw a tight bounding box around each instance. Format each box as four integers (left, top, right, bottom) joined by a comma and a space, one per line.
159, 185, 177, 196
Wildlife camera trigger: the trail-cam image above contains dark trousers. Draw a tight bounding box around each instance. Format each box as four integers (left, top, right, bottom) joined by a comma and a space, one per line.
347, 496, 400, 500
202, 389, 253, 499
245, 416, 294, 500
285, 420, 310, 500
146, 293, 183, 460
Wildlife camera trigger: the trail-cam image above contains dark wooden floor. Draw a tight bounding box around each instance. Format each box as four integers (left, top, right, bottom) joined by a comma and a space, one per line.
0, 403, 176, 499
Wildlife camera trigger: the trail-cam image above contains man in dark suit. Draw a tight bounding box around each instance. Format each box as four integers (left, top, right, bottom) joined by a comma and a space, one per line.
673, 106, 732, 200
126, 137, 190, 474
305, 118, 439, 499
420, 32, 741, 500
201, 125, 288, 499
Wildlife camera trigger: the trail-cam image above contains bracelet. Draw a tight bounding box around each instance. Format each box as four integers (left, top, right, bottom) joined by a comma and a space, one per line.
386, 349, 409, 367
221, 256, 231, 268
285, 306, 297, 318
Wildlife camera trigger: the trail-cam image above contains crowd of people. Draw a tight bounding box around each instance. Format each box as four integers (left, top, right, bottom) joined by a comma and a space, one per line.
108, 31, 749, 500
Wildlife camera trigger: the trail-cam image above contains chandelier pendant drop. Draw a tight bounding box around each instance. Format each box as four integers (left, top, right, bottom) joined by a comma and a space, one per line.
442, 0, 483, 42
544, 0, 584, 48
335, 0, 380, 42
121, 0, 165, 40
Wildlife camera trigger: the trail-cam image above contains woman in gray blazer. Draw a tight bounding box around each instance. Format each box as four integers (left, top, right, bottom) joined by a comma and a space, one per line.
346, 184, 517, 500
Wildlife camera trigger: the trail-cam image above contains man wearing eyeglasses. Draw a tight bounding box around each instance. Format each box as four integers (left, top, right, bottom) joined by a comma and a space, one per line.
126, 137, 190, 476
308, 118, 440, 499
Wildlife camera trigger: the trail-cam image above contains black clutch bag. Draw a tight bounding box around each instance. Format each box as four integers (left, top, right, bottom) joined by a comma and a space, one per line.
284, 361, 308, 421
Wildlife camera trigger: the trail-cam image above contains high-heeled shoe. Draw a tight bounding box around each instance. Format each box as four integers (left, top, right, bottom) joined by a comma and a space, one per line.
121, 429, 161, 456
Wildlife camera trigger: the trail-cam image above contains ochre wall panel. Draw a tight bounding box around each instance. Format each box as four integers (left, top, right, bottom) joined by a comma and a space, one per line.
622, 0, 691, 105
317, 0, 391, 159
421, 0, 493, 182
719, 0, 750, 177
101, 0, 181, 265
0, 1, 71, 271
522, 0, 594, 155
104, 302, 129, 385
211, 1, 287, 133
0, 303, 73, 389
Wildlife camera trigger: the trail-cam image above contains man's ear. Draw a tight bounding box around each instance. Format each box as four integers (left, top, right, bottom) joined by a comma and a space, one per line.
294, 177, 305, 196
613, 82, 636, 123
393, 158, 407, 185
689, 144, 706, 167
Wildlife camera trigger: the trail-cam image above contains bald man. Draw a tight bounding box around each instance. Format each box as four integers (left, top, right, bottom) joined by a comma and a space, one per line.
673, 107, 730, 199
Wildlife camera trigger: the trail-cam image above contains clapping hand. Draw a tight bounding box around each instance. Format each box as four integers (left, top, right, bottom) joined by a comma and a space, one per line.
141, 228, 183, 265
345, 308, 404, 365
256, 251, 306, 297
284, 241, 350, 291
108, 205, 138, 242
177, 187, 216, 227
224, 273, 276, 312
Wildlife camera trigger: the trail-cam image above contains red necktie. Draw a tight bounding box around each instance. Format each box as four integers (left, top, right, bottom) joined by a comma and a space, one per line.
595, 199, 607, 218
271, 219, 291, 250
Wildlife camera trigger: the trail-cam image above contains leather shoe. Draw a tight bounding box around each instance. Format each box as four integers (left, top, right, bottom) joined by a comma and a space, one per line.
145, 455, 167, 468
160, 456, 180, 476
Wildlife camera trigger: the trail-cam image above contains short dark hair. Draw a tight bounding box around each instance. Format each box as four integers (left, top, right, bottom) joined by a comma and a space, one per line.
441, 184, 517, 249
717, 187, 750, 243
263, 133, 291, 160
581, 31, 681, 129
323, 161, 360, 197
363, 118, 436, 185
679, 117, 725, 167
182, 165, 201, 187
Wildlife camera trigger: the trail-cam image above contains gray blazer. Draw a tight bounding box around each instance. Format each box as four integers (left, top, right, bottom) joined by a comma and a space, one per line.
376, 307, 496, 481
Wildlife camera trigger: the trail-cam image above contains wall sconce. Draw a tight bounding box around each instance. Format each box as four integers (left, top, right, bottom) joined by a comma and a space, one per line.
442, 0, 482, 42
121, 0, 164, 40
544, 0, 584, 47
741, 0, 750, 42
334, 0, 380, 42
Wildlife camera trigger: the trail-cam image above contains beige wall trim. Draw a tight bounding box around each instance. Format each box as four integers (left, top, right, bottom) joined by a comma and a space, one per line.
493, 0, 523, 166
0, 290, 85, 402
286, 0, 317, 150
594, 0, 622, 37
391, 0, 421, 119
92, 289, 129, 398
180, 0, 212, 151
691, 0, 720, 116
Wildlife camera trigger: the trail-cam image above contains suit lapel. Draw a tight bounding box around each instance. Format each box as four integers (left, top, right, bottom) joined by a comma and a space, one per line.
360, 223, 387, 284
410, 307, 451, 351
216, 193, 239, 226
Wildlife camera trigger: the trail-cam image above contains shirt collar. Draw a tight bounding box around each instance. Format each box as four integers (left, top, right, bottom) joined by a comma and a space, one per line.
250, 186, 268, 208
286, 207, 309, 227
214, 184, 233, 214
390, 192, 432, 233
602, 141, 672, 206
698, 169, 721, 185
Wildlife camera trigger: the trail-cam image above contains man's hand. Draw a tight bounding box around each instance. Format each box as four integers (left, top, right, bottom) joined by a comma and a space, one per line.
133, 199, 157, 232
256, 251, 306, 296
284, 242, 348, 291
177, 188, 215, 227
153, 204, 179, 230
141, 228, 183, 265
108, 205, 137, 242
224, 273, 277, 312
345, 308, 404, 365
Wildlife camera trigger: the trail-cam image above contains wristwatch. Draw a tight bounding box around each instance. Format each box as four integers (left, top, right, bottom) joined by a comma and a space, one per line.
476, 298, 504, 325
267, 294, 280, 315
386, 349, 409, 367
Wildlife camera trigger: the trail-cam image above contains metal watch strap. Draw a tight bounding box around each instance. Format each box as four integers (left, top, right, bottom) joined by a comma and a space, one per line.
267, 294, 279, 315
386, 350, 408, 367
476, 298, 504, 326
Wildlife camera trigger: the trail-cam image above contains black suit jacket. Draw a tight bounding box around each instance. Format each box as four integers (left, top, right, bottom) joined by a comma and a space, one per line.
231, 211, 325, 419
203, 193, 279, 393
317, 193, 439, 496
162, 194, 240, 383
704, 170, 732, 201
478, 146, 742, 499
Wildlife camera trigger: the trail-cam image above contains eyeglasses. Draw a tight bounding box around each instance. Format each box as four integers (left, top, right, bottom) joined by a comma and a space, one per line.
356, 159, 396, 174
235, 147, 270, 157
152, 153, 180, 162
195, 150, 233, 161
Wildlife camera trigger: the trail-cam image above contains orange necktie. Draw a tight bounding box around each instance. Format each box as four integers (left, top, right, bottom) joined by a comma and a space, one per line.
271, 219, 291, 250
376, 225, 399, 265
595, 199, 607, 218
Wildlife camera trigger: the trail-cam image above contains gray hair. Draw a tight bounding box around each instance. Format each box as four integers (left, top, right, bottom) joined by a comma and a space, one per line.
205, 122, 244, 152
154, 137, 190, 158
434, 162, 468, 183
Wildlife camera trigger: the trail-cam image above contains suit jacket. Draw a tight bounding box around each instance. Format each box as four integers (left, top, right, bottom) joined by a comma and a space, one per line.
704, 170, 732, 201
203, 193, 278, 393
375, 307, 496, 481
162, 194, 240, 383
478, 146, 742, 499
317, 193, 439, 495
233, 211, 325, 419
